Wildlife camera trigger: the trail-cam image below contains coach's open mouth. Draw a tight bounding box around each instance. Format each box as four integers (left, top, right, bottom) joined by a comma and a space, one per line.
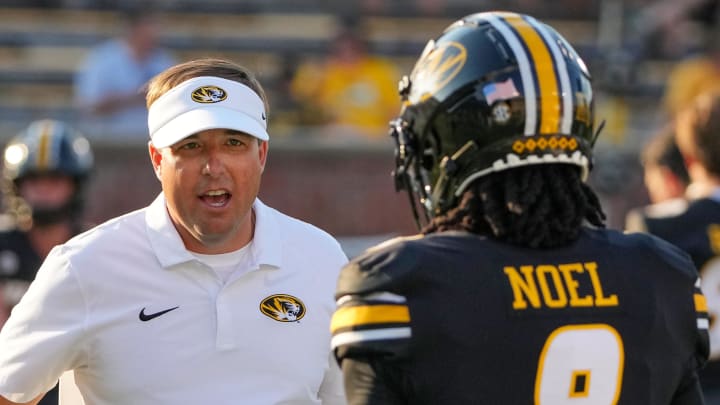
200, 189, 231, 207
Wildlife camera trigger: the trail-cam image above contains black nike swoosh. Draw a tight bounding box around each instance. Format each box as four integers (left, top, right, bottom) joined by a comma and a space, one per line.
139, 306, 179, 322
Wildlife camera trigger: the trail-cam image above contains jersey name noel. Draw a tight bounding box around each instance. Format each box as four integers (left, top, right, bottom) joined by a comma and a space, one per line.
504, 261, 618, 310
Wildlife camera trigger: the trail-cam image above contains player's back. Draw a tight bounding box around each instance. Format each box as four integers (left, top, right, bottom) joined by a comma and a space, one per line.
332, 228, 709, 404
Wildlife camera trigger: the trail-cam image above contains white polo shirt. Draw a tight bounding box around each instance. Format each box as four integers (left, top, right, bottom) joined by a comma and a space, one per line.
0, 195, 348, 404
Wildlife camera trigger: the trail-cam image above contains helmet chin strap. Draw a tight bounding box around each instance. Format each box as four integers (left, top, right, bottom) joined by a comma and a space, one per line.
430, 140, 480, 215
591, 119, 606, 147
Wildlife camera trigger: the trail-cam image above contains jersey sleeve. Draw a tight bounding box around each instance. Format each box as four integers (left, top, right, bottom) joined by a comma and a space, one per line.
340, 357, 411, 405
0, 245, 89, 403
317, 351, 347, 405
642, 233, 710, 368
331, 240, 420, 364
692, 277, 710, 368
672, 280, 708, 405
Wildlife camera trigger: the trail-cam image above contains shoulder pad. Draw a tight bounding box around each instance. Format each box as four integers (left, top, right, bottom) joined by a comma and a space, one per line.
331, 235, 424, 363
337, 234, 425, 297
625, 231, 697, 277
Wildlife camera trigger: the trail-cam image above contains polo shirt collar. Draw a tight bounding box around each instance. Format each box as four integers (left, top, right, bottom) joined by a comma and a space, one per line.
146, 194, 283, 269
249, 198, 283, 269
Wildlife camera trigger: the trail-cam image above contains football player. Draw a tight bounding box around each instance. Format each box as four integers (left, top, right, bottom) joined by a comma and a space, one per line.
0, 119, 93, 405
331, 11, 709, 404
633, 91, 720, 402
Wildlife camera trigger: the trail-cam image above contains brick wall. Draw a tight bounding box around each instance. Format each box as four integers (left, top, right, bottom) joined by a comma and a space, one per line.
83, 140, 418, 237
83, 139, 644, 240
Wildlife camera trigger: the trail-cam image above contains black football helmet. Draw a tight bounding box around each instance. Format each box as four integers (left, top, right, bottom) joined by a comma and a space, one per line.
391, 11, 599, 227
3, 119, 94, 225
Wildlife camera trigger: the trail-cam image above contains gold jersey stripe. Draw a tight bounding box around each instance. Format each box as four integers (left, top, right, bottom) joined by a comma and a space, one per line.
502, 14, 560, 134
695, 293, 708, 313
331, 304, 410, 333
36, 120, 53, 170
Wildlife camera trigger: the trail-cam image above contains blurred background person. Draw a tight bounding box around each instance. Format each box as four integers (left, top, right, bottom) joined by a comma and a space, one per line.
0, 119, 93, 405
628, 91, 720, 401
651, 0, 720, 117
663, 28, 720, 118
290, 17, 400, 140
625, 124, 689, 231
73, 6, 175, 141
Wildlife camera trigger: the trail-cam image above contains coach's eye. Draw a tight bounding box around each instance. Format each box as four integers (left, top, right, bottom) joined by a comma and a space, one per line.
179, 141, 200, 150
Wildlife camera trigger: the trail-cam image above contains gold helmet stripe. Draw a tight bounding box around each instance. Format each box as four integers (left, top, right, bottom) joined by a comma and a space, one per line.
501, 14, 561, 135
527, 17, 574, 134
36, 120, 54, 170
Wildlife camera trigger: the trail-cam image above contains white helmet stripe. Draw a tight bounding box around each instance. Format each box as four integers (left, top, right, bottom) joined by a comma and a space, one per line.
483, 14, 537, 136
527, 17, 574, 134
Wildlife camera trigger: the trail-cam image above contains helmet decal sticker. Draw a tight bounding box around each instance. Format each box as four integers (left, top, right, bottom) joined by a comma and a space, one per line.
411, 41, 467, 103
483, 79, 520, 105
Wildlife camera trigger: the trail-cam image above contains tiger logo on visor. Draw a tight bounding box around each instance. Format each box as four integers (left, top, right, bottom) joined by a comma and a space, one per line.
260, 294, 306, 322
191, 85, 227, 103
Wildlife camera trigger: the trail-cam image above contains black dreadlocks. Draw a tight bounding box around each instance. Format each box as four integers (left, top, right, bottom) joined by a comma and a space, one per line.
422, 164, 606, 248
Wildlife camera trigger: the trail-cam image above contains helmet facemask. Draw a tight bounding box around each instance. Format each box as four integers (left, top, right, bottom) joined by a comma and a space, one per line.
391, 118, 432, 229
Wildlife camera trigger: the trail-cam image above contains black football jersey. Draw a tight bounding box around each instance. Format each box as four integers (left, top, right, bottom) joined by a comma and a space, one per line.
332, 228, 709, 404
0, 228, 42, 307
629, 197, 720, 392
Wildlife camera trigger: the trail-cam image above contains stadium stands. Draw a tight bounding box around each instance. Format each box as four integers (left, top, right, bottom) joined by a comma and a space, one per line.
0, 3, 608, 138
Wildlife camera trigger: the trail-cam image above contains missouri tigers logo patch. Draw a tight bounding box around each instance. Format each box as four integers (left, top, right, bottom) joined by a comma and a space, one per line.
260, 294, 306, 322
191, 85, 227, 103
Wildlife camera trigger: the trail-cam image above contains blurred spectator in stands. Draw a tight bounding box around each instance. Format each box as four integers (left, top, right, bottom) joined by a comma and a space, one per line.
631, 0, 714, 59
290, 18, 400, 140
649, 0, 720, 116
663, 33, 720, 116
74, 7, 175, 141
625, 124, 689, 231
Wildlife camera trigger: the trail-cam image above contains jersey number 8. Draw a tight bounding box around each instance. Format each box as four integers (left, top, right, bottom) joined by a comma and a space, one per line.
535, 324, 624, 404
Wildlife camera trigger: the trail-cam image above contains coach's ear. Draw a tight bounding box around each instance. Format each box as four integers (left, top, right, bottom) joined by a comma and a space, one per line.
148, 141, 162, 181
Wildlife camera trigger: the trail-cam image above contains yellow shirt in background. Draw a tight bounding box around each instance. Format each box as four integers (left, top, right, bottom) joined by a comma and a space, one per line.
292, 57, 400, 138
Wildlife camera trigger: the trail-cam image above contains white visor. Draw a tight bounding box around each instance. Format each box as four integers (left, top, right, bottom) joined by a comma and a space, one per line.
148, 76, 269, 148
